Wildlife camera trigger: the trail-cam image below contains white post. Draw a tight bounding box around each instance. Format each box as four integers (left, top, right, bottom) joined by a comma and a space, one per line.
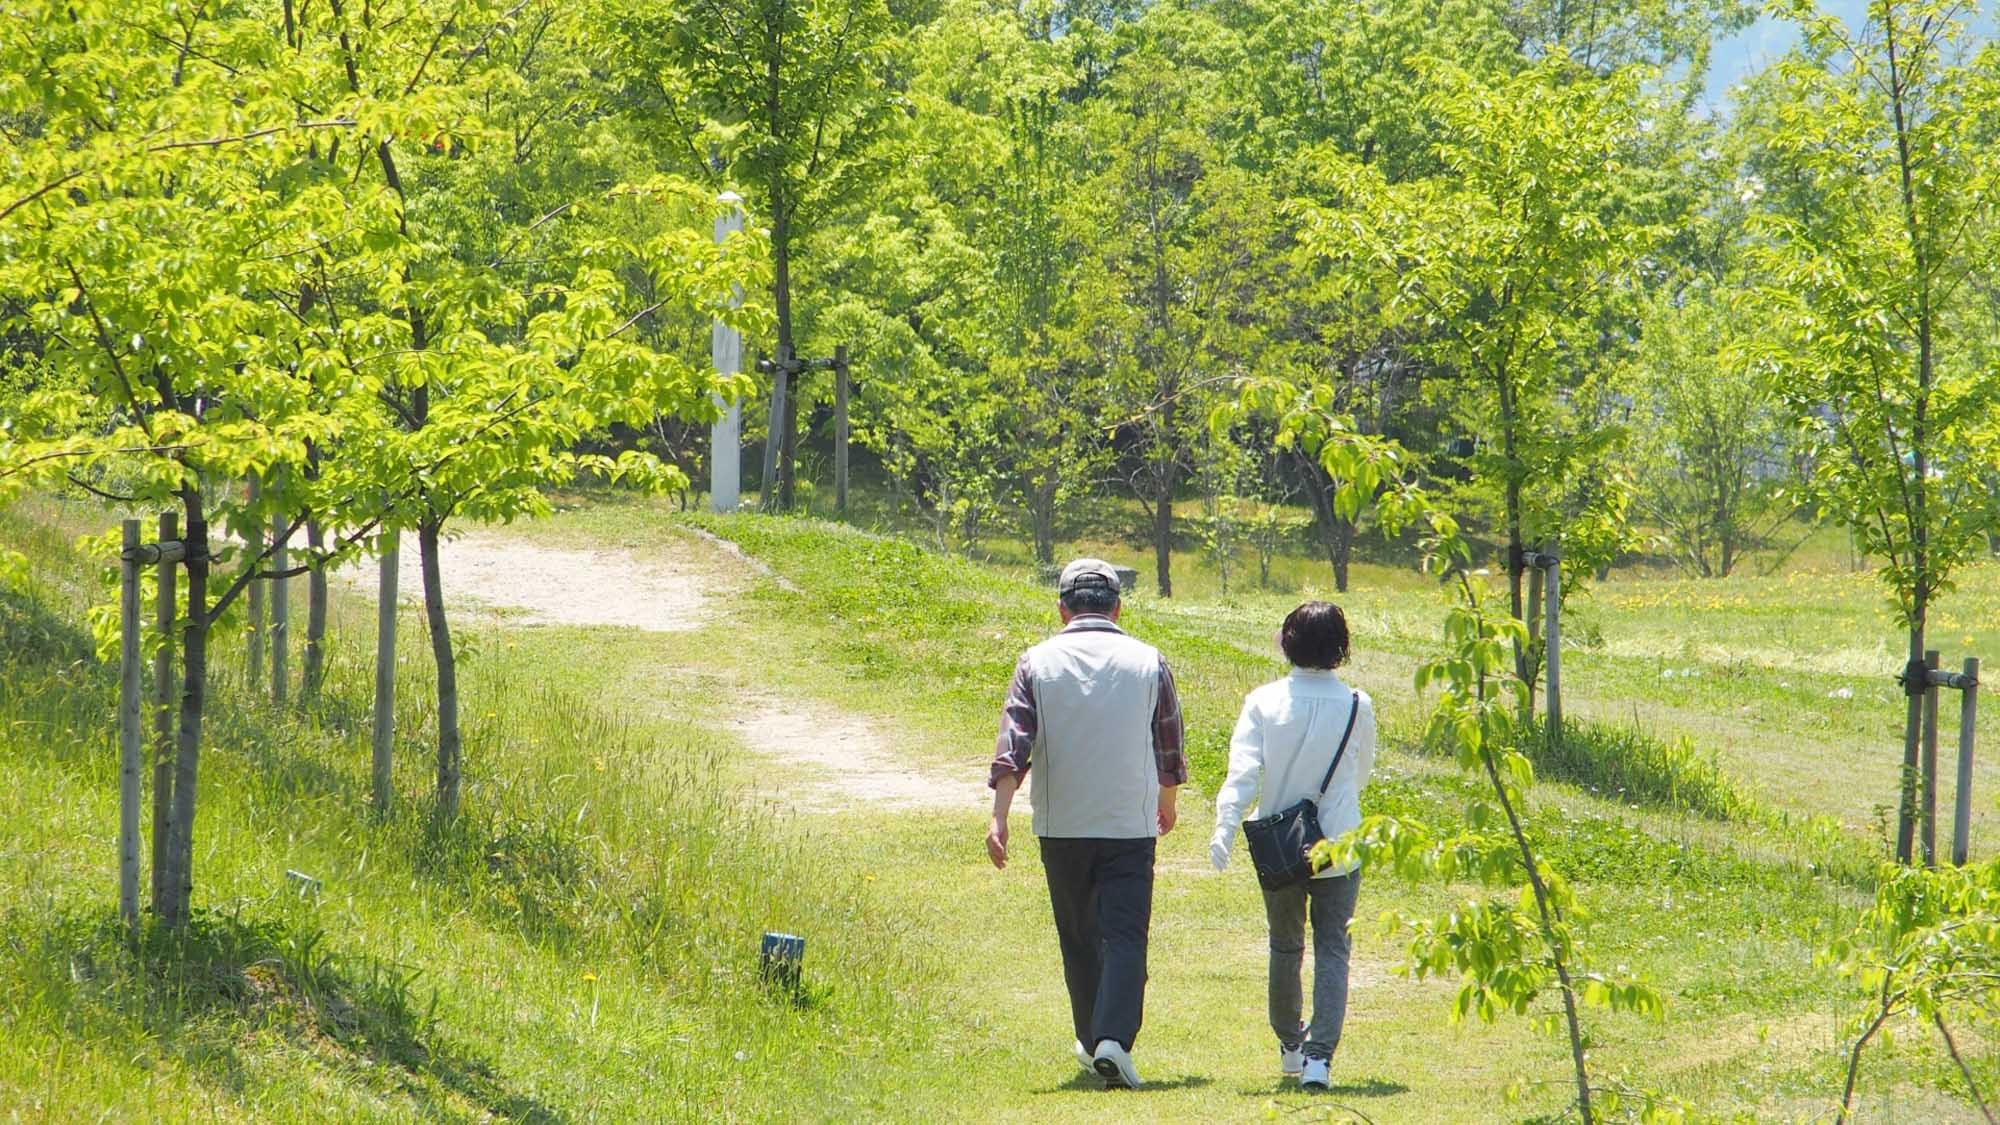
711, 193, 745, 513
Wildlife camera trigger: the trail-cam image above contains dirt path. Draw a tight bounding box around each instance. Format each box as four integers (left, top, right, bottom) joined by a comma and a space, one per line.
378, 531, 724, 632
360, 527, 977, 813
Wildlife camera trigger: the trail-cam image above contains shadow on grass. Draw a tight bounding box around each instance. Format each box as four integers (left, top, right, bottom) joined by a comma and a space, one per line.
1040, 1072, 1215, 1094
1244, 1077, 1410, 1098
5, 906, 567, 1122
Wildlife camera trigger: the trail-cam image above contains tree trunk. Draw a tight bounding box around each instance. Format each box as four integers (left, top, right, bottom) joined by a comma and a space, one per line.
159, 492, 209, 928
1499, 372, 1537, 713
1886, 2, 1934, 866
1030, 473, 1057, 568
1152, 490, 1174, 598
1293, 450, 1353, 594
766, 32, 798, 513
302, 519, 327, 701
418, 520, 462, 820
1330, 517, 1353, 594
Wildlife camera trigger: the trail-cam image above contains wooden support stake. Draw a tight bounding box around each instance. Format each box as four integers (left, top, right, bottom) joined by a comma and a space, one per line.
246, 480, 264, 692
270, 509, 289, 705
1921, 649, 1941, 867
118, 519, 142, 932
1544, 555, 1562, 741
777, 344, 798, 512
372, 531, 399, 813
151, 512, 178, 908
834, 345, 850, 515
760, 352, 783, 512
1954, 657, 1980, 866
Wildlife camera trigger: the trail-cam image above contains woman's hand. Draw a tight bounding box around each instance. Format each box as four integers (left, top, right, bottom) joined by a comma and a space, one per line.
1209, 828, 1231, 872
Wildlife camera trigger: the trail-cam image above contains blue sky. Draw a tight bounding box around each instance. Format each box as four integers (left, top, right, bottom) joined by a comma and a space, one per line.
1702, 0, 1870, 106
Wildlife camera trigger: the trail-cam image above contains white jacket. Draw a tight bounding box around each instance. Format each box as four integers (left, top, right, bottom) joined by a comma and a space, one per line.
1213, 669, 1376, 877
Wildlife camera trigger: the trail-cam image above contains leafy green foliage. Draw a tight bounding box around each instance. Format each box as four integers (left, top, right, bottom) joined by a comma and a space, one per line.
1319, 583, 1663, 1122
1744, 0, 2000, 629
1826, 859, 2000, 1120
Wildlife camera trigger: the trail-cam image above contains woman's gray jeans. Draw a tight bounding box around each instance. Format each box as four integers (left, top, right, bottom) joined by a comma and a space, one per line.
1261, 869, 1361, 1061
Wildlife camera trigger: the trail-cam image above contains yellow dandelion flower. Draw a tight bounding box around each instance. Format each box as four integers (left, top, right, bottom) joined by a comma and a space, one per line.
583, 971, 598, 983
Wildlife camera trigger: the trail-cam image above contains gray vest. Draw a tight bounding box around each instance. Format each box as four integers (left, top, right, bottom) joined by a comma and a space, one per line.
1024, 620, 1162, 839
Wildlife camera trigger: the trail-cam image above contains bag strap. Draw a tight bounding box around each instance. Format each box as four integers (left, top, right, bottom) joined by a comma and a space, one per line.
1313, 696, 1363, 800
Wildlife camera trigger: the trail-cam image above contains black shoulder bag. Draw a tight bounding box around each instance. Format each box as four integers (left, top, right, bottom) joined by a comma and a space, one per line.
1241, 696, 1362, 892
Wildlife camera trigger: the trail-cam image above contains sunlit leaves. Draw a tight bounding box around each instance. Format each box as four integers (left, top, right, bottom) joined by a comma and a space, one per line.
1741, 0, 2000, 628
1315, 579, 1663, 1113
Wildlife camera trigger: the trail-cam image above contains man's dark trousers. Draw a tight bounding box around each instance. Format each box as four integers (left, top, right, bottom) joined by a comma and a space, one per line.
1037, 836, 1156, 1051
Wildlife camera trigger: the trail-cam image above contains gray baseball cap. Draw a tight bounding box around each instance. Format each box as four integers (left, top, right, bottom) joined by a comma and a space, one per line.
1058, 557, 1121, 597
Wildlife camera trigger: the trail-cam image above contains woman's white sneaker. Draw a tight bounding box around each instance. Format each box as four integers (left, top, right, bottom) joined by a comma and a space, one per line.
1279, 1044, 1306, 1076
1073, 1040, 1094, 1072
1300, 1057, 1331, 1090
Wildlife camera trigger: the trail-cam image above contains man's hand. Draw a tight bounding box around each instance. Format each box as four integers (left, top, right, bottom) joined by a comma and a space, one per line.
987, 774, 1019, 870
1157, 787, 1178, 836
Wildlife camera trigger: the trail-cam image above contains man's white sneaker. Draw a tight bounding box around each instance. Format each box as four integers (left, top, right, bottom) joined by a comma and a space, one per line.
1279, 1043, 1306, 1076
1300, 1056, 1331, 1090
1073, 1040, 1094, 1072
1091, 1039, 1143, 1089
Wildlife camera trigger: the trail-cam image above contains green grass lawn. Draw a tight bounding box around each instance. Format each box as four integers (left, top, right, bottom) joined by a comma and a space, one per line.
2, 490, 1995, 1121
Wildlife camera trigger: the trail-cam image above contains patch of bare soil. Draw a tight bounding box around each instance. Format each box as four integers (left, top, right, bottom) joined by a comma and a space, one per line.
356, 530, 726, 633
351, 525, 976, 812
727, 693, 984, 813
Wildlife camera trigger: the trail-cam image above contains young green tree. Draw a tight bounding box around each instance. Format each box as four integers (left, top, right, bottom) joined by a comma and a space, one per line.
0, 0, 766, 936
1301, 55, 1662, 698
814, 2, 1105, 558
1076, 15, 1279, 596
0, 0, 407, 925
314, 0, 768, 820
1743, 0, 2000, 864
604, 0, 897, 511
1627, 281, 1793, 577
1323, 579, 1665, 1125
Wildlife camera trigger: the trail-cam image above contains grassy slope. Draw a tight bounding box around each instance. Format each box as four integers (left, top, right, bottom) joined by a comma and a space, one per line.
2, 490, 1992, 1121
0, 498, 935, 1122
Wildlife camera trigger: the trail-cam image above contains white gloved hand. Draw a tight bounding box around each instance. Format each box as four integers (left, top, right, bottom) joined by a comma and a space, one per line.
1209, 830, 1231, 872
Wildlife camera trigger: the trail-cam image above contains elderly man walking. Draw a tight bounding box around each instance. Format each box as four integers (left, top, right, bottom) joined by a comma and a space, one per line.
986, 558, 1187, 1090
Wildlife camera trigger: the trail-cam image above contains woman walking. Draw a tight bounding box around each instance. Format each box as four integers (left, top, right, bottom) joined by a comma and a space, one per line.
1209, 601, 1376, 1090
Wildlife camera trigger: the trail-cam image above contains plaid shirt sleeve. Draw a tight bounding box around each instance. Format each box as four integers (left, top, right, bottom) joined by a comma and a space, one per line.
1153, 656, 1189, 787
989, 654, 1037, 789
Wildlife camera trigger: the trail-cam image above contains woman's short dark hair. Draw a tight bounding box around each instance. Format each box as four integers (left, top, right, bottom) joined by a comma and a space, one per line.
1281, 601, 1350, 669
